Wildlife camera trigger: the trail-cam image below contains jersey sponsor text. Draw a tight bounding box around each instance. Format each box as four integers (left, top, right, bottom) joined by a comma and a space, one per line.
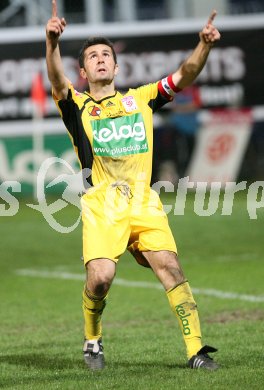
92, 113, 149, 157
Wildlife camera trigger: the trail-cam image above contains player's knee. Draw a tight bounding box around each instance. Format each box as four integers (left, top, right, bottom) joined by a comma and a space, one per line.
86, 258, 116, 296
96, 277, 112, 296
94, 284, 109, 297
86, 271, 115, 297
85, 281, 109, 297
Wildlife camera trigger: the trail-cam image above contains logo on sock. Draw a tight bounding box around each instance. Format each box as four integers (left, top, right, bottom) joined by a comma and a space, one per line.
175, 304, 191, 335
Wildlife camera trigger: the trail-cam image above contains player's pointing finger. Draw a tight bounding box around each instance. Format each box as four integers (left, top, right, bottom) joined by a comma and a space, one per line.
52, 0, 57, 18
208, 9, 217, 25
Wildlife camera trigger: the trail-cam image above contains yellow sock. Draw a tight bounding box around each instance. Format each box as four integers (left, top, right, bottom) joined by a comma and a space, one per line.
166, 281, 202, 359
82, 287, 107, 340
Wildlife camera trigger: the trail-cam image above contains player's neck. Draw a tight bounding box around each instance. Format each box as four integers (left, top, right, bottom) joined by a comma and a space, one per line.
88, 81, 116, 101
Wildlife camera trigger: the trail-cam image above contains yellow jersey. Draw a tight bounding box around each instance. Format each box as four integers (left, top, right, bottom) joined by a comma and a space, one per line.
54, 76, 178, 188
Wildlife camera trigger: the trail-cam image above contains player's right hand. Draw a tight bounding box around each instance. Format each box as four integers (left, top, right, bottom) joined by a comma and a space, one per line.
199, 10, 220, 46
46, 0, 66, 41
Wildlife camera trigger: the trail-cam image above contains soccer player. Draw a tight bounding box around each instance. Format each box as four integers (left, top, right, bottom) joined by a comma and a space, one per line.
46, 0, 221, 371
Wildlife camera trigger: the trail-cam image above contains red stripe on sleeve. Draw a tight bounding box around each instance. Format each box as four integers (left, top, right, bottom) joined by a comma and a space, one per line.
167, 74, 182, 93
158, 80, 173, 100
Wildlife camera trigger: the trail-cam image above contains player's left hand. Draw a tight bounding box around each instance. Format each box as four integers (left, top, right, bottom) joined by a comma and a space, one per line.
199, 10, 221, 46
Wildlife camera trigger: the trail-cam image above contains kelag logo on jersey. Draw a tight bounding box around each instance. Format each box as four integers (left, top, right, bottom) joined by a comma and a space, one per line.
91, 113, 149, 157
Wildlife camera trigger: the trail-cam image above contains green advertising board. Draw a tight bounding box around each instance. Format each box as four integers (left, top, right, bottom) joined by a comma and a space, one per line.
0, 133, 79, 194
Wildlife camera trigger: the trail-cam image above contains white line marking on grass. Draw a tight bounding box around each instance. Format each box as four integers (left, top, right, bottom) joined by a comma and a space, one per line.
15, 269, 264, 303
16, 269, 85, 281
214, 253, 255, 263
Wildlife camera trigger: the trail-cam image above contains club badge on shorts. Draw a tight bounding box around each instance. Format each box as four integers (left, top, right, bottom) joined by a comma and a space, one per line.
121, 96, 138, 112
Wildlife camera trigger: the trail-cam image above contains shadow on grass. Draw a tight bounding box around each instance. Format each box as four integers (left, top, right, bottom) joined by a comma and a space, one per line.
0, 352, 185, 370
0, 353, 84, 388
0, 353, 189, 388
110, 361, 186, 370
0, 353, 83, 370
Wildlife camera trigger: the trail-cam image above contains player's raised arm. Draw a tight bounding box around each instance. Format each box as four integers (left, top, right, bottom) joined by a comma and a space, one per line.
46, 0, 68, 100
172, 10, 221, 90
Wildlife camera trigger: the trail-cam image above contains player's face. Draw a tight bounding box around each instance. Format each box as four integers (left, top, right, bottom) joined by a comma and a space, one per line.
81, 44, 118, 84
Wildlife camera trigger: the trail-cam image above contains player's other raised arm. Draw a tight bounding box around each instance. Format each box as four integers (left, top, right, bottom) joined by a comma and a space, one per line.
46, 0, 68, 100
172, 10, 221, 90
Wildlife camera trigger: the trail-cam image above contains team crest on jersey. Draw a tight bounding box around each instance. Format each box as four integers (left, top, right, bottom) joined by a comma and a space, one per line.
88, 105, 101, 116
121, 96, 137, 112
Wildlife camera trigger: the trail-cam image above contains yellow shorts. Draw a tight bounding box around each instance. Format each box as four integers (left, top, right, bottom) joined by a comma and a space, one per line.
81, 185, 177, 267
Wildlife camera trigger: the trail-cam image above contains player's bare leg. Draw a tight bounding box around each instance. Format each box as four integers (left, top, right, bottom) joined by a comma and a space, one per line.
86, 258, 116, 296
83, 258, 116, 370
142, 250, 219, 370
142, 250, 185, 290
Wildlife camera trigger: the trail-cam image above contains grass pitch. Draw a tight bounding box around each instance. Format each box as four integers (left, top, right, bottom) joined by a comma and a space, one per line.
0, 191, 263, 389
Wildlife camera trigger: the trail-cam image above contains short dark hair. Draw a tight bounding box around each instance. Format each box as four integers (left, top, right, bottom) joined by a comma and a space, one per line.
78, 37, 117, 68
